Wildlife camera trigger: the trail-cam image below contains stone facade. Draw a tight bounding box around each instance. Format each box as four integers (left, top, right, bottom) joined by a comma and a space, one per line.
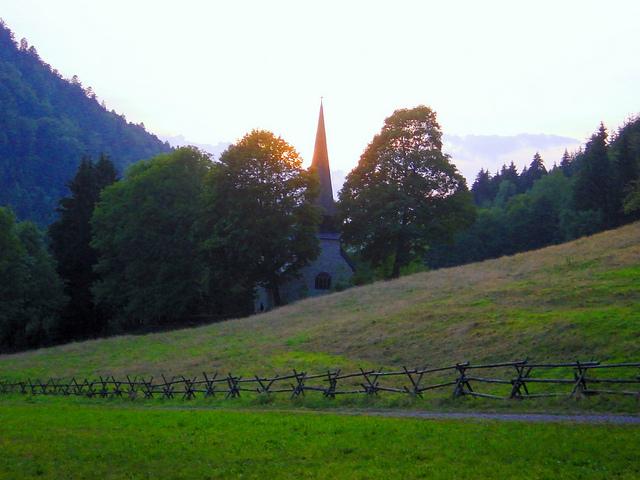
254, 232, 354, 312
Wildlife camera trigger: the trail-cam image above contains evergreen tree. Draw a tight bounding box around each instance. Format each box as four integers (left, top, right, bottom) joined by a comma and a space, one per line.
94, 153, 118, 191
339, 106, 475, 278
501, 162, 520, 185
48, 155, 117, 339
531, 152, 547, 176
471, 169, 492, 206
609, 123, 640, 222
488, 169, 502, 200
518, 165, 529, 192
519, 152, 547, 191
560, 149, 572, 176
573, 123, 613, 225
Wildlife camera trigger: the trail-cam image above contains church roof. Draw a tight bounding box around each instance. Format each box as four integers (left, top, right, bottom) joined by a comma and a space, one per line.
311, 100, 336, 216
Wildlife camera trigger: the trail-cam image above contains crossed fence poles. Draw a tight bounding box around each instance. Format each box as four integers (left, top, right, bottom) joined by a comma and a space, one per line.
1, 360, 639, 401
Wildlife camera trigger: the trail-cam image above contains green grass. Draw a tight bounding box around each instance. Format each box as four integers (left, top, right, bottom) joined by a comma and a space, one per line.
0, 399, 638, 479
2, 226, 637, 478
1, 223, 638, 395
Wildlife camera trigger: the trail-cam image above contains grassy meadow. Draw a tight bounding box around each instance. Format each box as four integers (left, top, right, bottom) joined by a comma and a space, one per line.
0, 222, 638, 383
0, 223, 638, 478
0, 398, 638, 479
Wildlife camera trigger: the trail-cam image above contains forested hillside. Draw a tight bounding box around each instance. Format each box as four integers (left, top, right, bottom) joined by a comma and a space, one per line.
426, 119, 640, 268
0, 20, 171, 224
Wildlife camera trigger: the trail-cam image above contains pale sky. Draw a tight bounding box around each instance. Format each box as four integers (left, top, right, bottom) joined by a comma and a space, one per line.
2, 0, 639, 183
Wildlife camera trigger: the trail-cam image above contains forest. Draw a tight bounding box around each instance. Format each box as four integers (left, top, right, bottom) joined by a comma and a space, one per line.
1, 20, 639, 352
0, 19, 170, 225
426, 120, 640, 268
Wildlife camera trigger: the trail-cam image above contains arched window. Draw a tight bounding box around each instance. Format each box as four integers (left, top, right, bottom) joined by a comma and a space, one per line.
315, 272, 332, 290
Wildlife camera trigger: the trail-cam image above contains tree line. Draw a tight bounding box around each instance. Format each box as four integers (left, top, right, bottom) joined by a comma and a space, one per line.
1, 107, 472, 351
1, 106, 638, 352
426, 118, 640, 268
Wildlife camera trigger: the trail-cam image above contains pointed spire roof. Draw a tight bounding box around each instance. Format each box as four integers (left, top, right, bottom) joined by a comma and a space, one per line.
311, 99, 336, 216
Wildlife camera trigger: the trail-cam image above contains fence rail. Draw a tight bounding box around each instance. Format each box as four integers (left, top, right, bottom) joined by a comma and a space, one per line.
1, 360, 639, 401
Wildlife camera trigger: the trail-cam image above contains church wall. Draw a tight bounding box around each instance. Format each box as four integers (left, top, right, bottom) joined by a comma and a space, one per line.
279, 235, 353, 304
254, 235, 354, 312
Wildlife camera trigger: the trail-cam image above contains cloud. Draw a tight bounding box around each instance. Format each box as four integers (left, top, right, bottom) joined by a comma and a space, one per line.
444, 133, 582, 182
160, 134, 231, 160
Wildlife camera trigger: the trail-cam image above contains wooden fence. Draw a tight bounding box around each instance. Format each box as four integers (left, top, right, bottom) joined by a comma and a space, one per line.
1, 360, 639, 401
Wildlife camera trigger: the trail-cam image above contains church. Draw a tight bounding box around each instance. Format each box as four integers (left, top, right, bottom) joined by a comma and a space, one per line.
255, 102, 354, 312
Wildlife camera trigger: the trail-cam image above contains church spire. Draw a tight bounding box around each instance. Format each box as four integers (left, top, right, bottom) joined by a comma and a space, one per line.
311, 99, 336, 216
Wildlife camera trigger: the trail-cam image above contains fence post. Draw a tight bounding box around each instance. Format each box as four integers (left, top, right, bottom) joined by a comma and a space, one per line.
509, 360, 531, 399
203, 372, 217, 398
453, 363, 471, 397
126, 375, 137, 400
323, 370, 340, 398
361, 368, 380, 396
571, 361, 590, 397
290, 370, 306, 399
225, 373, 241, 399
143, 376, 155, 399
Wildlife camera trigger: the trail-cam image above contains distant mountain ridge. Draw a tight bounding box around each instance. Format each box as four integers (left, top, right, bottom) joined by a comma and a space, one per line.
0, 19, 172, 224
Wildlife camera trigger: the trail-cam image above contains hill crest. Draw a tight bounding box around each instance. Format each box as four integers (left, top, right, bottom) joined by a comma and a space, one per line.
0, 20, 171, 224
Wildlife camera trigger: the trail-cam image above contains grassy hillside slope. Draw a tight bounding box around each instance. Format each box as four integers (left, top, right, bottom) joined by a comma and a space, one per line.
1, 222, 638, 380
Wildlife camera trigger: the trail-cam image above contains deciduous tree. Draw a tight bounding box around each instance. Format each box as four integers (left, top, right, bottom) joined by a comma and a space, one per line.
201, 130, 320, 306
0, 207, 65, 351
92, 148, 210, 328
339, 106, 475, 278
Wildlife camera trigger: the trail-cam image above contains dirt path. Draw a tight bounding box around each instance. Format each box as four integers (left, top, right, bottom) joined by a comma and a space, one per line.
11, 398, 635, 424
344, 410, 640, 424
152, 405, 640, 424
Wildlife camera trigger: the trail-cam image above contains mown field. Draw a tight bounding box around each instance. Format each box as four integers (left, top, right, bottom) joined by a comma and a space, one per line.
1, 222, 638, 383
0, 398, 638, 480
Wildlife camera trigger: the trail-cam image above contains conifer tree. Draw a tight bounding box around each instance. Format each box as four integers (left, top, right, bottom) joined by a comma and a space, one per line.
519, 152, 547, 191
572, 123, 613, 225
95, 153, 118, 190
488, 168, 502, 200
471, 169, 492, 206
560, 149, 572, 176
610, 127, 640, 222
48, 155, 117, 339
502, 162, 520, 185
518, 165, 529, 192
